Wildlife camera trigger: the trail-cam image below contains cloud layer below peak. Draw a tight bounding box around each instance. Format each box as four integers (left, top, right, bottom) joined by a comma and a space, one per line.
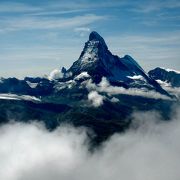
0, 105, 180, 180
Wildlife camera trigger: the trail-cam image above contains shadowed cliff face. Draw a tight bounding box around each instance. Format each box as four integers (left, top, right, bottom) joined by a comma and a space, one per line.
149, 67, 180, 88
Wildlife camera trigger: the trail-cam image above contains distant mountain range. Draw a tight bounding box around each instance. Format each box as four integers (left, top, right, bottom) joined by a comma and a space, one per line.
0, 31, 179, 144
149, 67, 180, 88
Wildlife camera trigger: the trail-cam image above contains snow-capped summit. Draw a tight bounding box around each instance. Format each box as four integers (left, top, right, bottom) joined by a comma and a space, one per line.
67, 31, 108, 76
66, 31, 171, 97
68, 31, 149, 81
89, 31, 108, 50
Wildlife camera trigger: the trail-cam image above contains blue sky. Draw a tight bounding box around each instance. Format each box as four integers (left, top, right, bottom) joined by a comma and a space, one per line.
0, 0, 180, 78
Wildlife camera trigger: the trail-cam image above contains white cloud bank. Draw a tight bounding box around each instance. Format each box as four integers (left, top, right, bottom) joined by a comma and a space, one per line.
74, 27, 91, 37
0, 106, 180, 180
0, 14, 106, 33
85, 77, 171, 100
88, 91, 104, 107
156, 79, 180, 99
48, 69, 63, 80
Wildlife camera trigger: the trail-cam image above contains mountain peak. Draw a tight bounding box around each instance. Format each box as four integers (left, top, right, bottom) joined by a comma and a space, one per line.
89, 31, 108, 49
89, 31, 103, 41
66, 31, 172, 98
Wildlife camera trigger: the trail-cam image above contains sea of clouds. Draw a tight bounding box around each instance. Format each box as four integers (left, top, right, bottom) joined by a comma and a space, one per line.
0, 105, 180, 180
85, 77, 174, 107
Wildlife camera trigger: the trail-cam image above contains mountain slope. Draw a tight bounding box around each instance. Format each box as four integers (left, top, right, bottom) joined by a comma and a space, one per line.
0, 31, 178, 145
148, 67, 180, 87
66, 31, 171, 97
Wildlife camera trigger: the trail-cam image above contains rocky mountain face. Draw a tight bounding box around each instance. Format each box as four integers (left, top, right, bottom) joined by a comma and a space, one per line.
67, 31, 171, 97
0, 77, 54, 97
0, 31, 179, 145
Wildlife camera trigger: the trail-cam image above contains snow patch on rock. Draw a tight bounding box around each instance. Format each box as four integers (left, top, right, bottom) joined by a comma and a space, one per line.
127, 75, 145, 81
156, 80, 171, 87
26, 81, 38, 89
160, 67, 180, 74
74, 72, 90, 80
0, 94, 41, 102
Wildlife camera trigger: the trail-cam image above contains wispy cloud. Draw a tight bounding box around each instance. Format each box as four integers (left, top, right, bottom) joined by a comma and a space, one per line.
74, 27, 91, 37
106, 32, 180, 71
0, 0, 126, 15
88, 91, 105, 107
108, 32, 180, 45
0, 14, 107, 33
74, 27, 90, 32
132, 0, 180, 13
85, 77, 171, 100
0, 0, 179, 15
29, 9, 89, 16
0, 2, 42, 13
44, 0, 128, 11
